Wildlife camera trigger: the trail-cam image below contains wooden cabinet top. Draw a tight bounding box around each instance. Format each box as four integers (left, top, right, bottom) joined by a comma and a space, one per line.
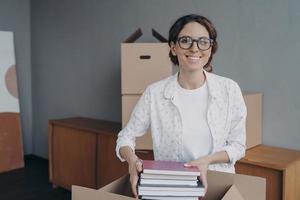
239, 145, 300, 170
49, 117, 122, 136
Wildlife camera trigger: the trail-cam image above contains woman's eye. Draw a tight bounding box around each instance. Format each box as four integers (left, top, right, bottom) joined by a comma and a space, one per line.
199, 39, 209, 45
181, 38, 189, 43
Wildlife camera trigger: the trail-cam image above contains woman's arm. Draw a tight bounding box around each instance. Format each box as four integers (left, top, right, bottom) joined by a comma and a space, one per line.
116, 87, 151, 198
221, 81, 247, 164
204, 150, 229, 164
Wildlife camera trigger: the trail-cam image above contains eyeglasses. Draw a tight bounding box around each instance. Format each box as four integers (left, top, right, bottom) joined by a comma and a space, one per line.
177, 36, 214, 51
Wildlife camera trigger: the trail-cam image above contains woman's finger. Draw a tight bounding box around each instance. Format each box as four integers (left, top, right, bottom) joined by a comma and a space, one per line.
200, 172, 208, 194
184, 162, 197, 167
136, 160, 143, 172
130, 175, 138, 198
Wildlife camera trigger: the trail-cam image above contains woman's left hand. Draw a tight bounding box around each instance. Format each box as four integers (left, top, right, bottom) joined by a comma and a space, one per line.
184, 156, 210, 194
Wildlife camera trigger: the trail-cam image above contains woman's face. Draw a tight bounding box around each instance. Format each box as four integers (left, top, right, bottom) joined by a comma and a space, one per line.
171, 22, 212, 72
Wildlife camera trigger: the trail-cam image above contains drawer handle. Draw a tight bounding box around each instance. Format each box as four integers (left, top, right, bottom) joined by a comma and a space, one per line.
140, 55, 151, 59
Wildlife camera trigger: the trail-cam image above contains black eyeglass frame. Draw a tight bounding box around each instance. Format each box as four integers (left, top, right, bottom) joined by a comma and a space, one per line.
176, 36, 214, 51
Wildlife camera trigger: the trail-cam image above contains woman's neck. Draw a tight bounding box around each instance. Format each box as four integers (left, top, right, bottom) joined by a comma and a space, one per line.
178, 69, 206, 90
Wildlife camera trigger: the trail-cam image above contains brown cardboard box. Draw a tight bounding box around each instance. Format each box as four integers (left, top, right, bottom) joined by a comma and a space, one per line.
122, 93, 262, 150
243, 93, 262, 149
122, 95, 152, 149
72, 170, 266, 200
121, 29, 173, 95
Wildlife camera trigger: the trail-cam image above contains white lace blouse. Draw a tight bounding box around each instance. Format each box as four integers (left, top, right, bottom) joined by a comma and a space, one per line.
116, 70, 247, 173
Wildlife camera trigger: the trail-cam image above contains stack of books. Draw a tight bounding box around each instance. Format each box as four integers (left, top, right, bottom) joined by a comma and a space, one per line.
138, 160, 204, 200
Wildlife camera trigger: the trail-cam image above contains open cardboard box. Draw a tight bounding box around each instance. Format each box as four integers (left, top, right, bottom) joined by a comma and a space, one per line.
72, 170, 266, 200
121, 28, 173, 95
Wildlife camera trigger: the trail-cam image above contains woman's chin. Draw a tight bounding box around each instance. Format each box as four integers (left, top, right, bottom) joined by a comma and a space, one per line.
181, 64, 204, 72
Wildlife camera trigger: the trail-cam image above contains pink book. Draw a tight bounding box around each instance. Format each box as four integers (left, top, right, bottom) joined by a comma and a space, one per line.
142, 160, 200, 176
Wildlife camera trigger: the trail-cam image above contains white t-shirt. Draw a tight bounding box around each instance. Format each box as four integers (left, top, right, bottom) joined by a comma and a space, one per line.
176, 80, 213, 162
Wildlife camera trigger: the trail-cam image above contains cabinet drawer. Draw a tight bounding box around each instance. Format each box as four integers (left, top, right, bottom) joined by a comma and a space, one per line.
97, 134, 128, 187
51, 125, 97, 189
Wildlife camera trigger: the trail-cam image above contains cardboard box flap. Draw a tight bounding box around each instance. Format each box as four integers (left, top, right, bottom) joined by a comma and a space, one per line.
204, 170, 266, 200
221, 185, 244, 200
204, 171, 234, 200
123, 28, 142, 43
123, 28, 167, 43
101, 175, 132, 196
72, 185, 133, 200
233, 172, 266, 200
151, 29, 168, 42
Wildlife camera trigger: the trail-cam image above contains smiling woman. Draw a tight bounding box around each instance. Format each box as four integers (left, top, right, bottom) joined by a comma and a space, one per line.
116, 14, 247, 198
168, 15, 218, 73
170, 22, 212, 77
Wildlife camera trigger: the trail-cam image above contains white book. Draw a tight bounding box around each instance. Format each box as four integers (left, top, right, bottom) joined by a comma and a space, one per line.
140, 178, 198, 186
142, 160, 200, 176
138, 189, 204, 197
138, 184, 204, 192
140, 173, 198, 180
141, 195, 199, 200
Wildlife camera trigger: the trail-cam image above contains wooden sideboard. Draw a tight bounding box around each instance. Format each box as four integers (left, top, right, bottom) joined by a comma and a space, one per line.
235, 145, 300, 200
49, 117, 156, 190
48, 117, 128, 190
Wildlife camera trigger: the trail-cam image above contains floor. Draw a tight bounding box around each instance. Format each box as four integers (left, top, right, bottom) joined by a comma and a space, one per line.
0, 155, 71, 200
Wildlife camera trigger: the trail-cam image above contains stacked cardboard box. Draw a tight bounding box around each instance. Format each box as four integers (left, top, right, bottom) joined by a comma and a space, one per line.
121, 28, 173, 149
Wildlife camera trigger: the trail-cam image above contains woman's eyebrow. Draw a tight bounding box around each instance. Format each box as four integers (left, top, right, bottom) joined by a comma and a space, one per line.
178, 35, 209, 38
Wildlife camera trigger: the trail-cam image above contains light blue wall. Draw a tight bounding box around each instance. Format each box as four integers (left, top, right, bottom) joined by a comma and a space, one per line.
0, 0, 32, 154
31, 0, 300, 158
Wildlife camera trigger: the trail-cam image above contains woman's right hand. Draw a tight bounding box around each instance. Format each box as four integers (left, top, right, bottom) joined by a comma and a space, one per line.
128, 156, 143, 198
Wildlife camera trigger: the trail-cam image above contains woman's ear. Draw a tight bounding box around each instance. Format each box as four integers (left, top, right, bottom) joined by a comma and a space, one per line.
170, 41, 177, 56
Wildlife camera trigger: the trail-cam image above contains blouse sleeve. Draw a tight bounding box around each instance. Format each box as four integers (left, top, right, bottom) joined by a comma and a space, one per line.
222, 81, 247, 164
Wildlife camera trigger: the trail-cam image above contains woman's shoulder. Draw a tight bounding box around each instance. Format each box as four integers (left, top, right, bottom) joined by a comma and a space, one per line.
206, 71, 240, 88
205, 71, 243, 98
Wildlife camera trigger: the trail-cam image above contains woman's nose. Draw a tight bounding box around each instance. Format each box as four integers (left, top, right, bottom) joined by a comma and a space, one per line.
190, 41, 199, 52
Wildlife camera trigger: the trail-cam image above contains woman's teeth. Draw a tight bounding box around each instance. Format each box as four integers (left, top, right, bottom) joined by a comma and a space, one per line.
187, 55, 200, 60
